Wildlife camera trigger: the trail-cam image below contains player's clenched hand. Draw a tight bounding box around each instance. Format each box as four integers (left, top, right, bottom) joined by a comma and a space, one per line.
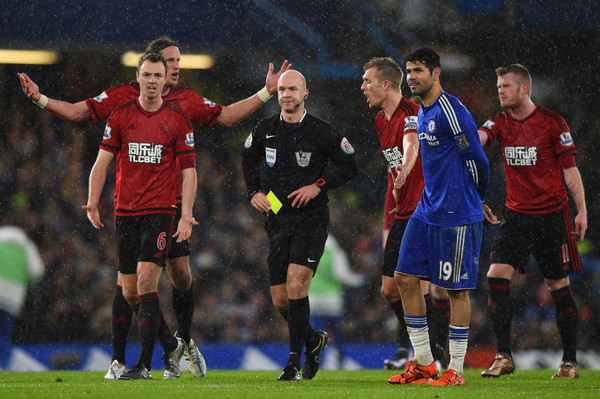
266, 60, 291, 95
250, 192, 271, 213
82, 204, 104, 229
288, 183, 321, 208
18, 73, 41, 102
482, 203, 500, 227
173, 215, 199, 243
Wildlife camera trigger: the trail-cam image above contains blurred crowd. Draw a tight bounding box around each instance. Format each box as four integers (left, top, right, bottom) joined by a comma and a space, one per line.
1, 52, 599, 355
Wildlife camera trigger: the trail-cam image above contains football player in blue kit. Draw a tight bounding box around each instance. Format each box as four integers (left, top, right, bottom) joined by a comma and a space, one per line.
388, 47, 497, 387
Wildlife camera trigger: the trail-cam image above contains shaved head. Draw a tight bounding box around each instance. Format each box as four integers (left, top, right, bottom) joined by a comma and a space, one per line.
278, 70, 306, 91
277, 69, 308, 121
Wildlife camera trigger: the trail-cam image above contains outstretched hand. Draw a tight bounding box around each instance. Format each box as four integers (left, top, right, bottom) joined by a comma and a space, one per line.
18, 73, 41, 102
173, 215, 199, 243
266, 60, 291, 95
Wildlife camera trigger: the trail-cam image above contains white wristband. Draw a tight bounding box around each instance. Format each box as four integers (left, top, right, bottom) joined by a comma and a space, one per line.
33, 94, 49, 108
257, 86, 273, 103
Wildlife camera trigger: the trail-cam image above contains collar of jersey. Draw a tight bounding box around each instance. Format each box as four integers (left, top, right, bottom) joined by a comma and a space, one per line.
421, 91, 445, 110
279, 109, 307, 124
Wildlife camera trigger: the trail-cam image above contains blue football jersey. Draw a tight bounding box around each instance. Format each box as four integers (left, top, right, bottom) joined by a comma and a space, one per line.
413, 92, 489, 226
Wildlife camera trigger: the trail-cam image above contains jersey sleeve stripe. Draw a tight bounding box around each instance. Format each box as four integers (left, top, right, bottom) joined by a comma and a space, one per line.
176, 149, 196, 156
439, 94, 462, 135
100, 143, 120, 152
466, 159, 479, 186
84, 99, 101, 123
207, 107, 222, 127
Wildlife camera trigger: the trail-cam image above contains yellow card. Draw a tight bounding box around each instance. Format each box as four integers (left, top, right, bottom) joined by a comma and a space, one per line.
266, 190, 283, 214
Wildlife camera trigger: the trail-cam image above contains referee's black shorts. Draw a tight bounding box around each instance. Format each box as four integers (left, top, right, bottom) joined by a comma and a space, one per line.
490, 204, 581, 279
266, 208, 329, 286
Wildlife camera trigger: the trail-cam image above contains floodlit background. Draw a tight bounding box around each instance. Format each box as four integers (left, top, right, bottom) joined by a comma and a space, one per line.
1, 0, 599, 370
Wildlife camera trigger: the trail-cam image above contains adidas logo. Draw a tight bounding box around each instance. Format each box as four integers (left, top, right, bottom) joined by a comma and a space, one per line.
127, 124, 135, 130
461, 273, 468, 280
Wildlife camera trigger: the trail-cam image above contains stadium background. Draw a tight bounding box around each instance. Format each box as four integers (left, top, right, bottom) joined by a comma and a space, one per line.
1, 0, 599, 371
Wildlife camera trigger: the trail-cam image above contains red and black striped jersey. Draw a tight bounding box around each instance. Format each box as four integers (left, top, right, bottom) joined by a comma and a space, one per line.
480, 105, 577, 214
86, 82, 220, 201
376, 97, 424, 220
85, 82, 222, 126
101, 99, 195, 216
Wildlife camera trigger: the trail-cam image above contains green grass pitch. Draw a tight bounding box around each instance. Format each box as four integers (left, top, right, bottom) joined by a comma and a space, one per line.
1, 369, 599, 399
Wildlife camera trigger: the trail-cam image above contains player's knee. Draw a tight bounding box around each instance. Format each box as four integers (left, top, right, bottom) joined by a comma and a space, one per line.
381, 285, 400, 303
545, 276, 569, 292
171, 274, 192, 291
122, 290, 138, 306
272, 298, 288, 313
167, 259, 192, 290
486, 263, 514, 279
394, 272, 410, 288
430, 284, 448, 299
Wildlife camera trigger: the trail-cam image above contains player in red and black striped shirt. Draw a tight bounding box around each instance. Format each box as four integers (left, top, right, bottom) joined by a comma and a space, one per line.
84, 53, 197, 379
478, 64, 587, 379
19, 37, 290, 378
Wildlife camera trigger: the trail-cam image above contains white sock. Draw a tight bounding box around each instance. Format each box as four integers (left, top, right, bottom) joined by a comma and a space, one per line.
407, 326, 434, 366
447, 324, 469, 376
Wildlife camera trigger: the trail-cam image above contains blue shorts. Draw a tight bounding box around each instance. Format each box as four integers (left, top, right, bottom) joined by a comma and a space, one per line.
395, 217, 482, 290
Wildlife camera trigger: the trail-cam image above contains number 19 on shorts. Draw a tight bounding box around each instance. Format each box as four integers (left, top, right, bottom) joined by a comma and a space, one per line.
438, 260, 457, 282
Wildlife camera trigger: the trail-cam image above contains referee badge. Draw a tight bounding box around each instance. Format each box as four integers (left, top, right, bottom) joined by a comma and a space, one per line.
266, 147, 276, 167
295, 150, 312, 167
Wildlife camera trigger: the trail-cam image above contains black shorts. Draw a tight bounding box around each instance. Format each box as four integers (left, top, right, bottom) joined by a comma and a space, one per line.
168, 204, 191, 259
382, 218, 409, 277
265, 208, 329, 286
490, 204, 581, 279
115, 213, 175, 275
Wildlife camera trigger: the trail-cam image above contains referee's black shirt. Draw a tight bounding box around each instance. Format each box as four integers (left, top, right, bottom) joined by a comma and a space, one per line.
243, 111, 358, 214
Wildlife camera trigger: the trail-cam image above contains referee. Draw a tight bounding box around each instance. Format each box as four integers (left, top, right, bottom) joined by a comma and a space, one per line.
242, 70, 358, 381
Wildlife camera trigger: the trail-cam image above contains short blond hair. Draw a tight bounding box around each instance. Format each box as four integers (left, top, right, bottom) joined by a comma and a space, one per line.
363, 57, 403, 90
495, 63, 532, 95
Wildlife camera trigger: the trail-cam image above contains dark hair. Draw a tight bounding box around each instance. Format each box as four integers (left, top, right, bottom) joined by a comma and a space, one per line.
363, 57, 403, 90
495, 63, 532, 94
144, 36, 179, 55
403, 47, 441, 73
137, 52, 167, 75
